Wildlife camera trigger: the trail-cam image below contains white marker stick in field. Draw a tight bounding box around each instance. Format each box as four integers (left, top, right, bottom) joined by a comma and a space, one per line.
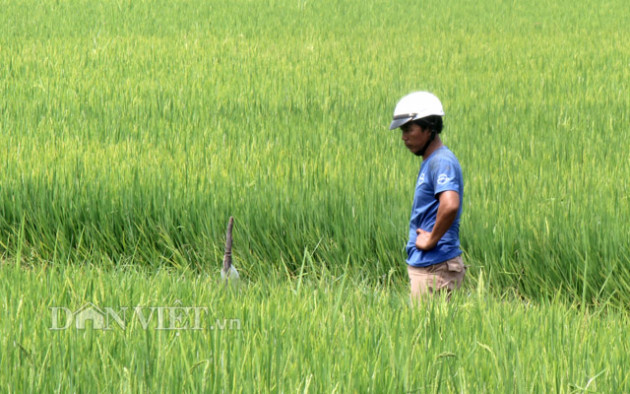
221, 217, 239, 281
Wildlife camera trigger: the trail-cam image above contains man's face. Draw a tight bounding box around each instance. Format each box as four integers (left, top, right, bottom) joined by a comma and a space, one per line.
400, 123, 430, 155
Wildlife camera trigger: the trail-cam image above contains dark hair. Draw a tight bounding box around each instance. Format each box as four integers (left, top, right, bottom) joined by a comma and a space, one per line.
413, 115, 443, 133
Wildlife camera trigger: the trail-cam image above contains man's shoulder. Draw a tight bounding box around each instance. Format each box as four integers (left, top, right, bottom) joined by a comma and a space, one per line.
436, 146, 459, 159
428, 147, 461, 169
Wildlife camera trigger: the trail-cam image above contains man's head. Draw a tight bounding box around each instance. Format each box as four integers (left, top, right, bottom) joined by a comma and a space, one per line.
390, 91, 445, 156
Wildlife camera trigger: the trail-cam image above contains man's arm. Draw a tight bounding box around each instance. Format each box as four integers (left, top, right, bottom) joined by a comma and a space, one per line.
415, 190, 460, 251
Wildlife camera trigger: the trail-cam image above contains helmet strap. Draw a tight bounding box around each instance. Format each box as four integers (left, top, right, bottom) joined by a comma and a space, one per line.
415, 130, 437, 157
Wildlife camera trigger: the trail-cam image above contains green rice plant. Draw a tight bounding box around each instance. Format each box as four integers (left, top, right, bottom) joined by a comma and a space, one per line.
2, 264, 630, 392
0, 0, 629, 306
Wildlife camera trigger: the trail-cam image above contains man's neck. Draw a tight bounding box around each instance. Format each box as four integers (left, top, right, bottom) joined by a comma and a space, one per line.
422, 137, 444, 160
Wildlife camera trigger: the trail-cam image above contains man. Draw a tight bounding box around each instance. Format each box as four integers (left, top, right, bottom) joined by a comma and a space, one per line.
389, 91, 466, 302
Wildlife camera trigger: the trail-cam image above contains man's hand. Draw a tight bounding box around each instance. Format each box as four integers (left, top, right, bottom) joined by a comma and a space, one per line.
415, 228, 438, 251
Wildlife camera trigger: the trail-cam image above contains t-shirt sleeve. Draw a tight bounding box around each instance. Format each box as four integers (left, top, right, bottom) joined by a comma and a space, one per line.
430, 158, 461, 197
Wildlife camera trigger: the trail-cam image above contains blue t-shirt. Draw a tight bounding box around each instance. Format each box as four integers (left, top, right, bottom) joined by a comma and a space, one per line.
406, 146, 463, 267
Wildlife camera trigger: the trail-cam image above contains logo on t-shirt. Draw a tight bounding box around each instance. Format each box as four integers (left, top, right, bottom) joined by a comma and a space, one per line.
417, 173, 425, 186
437, 174, 451, 185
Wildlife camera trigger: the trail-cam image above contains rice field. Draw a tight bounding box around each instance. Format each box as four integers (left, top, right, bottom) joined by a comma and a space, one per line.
1, 0, 630, 391
4, 265, 630, 392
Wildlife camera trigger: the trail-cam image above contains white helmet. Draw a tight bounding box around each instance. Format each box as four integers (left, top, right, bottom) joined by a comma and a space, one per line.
389, 91, 445, 130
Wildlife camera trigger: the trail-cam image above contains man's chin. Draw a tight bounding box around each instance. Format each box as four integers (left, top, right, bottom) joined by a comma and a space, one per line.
405, 145, 423, 156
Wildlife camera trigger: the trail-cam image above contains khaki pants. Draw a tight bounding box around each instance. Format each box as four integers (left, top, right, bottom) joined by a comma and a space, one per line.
407, 256, 466, 302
